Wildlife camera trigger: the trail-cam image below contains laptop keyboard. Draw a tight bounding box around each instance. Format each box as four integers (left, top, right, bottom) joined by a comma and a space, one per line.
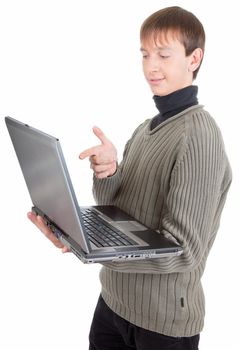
81, 208, 137, 248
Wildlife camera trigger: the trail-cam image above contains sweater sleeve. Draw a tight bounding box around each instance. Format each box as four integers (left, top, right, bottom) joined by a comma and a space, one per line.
102, 117, 232, 274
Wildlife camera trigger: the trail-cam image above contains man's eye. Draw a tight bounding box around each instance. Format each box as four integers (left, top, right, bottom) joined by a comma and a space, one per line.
141, 52, 149, 59
160, 55, 170, 59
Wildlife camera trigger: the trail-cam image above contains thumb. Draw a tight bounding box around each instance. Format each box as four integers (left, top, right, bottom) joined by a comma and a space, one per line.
92, 126, 110, 145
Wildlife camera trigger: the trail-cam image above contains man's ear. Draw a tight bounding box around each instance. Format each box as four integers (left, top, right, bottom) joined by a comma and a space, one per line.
188, 48, 203, 73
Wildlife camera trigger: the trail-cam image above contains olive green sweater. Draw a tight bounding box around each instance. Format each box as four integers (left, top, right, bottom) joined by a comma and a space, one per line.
92, 105, 232, 337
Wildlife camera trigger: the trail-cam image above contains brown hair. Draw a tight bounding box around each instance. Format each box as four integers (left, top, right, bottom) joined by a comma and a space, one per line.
140, 6, 205, 79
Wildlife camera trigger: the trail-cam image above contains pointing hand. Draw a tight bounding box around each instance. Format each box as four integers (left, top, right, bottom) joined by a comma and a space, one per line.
79, 127, 117, 179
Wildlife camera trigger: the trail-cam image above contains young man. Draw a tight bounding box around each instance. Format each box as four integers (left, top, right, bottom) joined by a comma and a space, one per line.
28, 6, 232, 350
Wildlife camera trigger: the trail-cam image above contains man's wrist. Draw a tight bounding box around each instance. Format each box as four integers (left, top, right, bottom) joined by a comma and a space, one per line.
107, 161, 118, 177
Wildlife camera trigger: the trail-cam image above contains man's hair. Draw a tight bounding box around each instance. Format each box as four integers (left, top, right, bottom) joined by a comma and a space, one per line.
140, 6, 205, 79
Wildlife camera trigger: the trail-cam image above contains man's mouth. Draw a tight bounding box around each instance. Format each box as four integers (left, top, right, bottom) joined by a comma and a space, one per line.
148, 78, 165, 85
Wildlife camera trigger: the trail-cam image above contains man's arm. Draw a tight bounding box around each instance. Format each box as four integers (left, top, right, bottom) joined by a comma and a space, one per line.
91, 122, 147, 205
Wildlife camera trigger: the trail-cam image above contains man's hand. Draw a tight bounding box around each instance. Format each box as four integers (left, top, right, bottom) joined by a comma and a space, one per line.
79, 126, 117, 179
27, 211, 70, 253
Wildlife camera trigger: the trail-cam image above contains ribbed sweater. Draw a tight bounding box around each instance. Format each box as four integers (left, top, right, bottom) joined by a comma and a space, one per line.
92, 105, 232, 337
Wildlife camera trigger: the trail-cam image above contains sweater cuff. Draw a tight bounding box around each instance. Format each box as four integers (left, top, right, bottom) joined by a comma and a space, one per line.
93, 168, 121, 204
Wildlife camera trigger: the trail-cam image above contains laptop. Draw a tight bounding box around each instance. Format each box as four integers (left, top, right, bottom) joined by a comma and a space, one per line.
5, 116, 183, 263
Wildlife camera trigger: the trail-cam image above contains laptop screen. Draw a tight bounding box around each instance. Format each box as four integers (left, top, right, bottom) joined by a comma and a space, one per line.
5, 117, 90, 252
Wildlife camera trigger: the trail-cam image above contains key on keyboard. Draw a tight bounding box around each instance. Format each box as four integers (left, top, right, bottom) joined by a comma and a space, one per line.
81, 209, 136, 248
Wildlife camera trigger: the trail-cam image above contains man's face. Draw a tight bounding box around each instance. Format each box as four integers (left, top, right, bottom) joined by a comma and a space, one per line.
141, 31, 194, 96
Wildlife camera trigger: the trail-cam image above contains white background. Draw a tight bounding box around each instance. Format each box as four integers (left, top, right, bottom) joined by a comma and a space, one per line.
0, 0, 238, 349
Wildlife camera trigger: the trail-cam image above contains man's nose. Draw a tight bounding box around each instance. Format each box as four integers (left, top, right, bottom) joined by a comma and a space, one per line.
148, 57, 160, 72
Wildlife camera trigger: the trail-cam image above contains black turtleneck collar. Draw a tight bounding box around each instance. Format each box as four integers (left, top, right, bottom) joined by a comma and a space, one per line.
150, 85, 198, 130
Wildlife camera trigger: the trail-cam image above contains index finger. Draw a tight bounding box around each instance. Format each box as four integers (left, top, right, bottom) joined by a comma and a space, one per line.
79, 145, 100, 160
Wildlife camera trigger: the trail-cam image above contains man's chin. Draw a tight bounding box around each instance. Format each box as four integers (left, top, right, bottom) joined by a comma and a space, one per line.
150, 87, 168, 97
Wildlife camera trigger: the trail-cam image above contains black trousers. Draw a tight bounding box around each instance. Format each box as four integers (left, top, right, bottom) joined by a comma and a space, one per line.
89, 295, 200, 350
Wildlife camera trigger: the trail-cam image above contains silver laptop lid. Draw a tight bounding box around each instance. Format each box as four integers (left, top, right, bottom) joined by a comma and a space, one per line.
5, 117, 91, 253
